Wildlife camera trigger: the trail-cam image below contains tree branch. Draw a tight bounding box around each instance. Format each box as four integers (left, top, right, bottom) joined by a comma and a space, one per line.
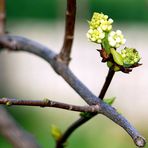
0, 1, 40, 147
57, 0, 76, 64
0, 35, 146, 147
99, 69, 115, 99
0, 35, 99, 105
0, 106, 41, 148
0, 98, 100, 113
0, 0, 6, 34
56, 69, 115, 148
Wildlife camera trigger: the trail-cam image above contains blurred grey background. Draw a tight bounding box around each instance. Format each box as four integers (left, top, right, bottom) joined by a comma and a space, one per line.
0, 0, 148, 147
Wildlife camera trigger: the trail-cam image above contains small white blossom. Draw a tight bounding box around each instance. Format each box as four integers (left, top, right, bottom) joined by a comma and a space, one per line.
86, 27, 105, 43
100, 18, 113, 31
89, 12, 113, 32
108, 30, 126, 48
87, 12, 114, 44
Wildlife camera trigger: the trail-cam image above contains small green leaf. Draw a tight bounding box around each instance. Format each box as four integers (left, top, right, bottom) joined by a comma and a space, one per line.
113, 65, 120, 71
6, 101, 12, 106
43, 98, 49, 103
110, 48, 123, 66
51, 124, 62, 141
80, 112, 92, 118
104, 97, 116, 105
116, 109, 122, 115
107, 61, 113, 68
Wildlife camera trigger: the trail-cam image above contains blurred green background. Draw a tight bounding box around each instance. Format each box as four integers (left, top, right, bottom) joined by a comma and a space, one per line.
0, 0, 148, 148
6, 0, 148, 22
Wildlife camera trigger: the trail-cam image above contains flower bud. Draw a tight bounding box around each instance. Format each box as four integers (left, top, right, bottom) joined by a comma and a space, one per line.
121, 47, 141, 67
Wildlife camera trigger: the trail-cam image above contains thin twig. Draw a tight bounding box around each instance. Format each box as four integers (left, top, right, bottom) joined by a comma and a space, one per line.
0, 35, 146, 147
56, 68, 115, 148
0, 1, 40, 148
0, 106, 41, 148
56, 116, 92, 148
99, 69, 115, 99
57, 0, 76, 64
0, 0, 5, 34
0, 98, 100, 113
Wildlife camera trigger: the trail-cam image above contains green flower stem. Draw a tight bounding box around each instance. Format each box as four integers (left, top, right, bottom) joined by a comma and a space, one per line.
102, 32, 111, 54
56, 69, 115, 148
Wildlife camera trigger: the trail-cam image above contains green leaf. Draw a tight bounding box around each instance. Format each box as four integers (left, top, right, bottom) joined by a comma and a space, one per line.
51, 124, 62, 141
6, 101, 12, 106
103, 97, 116, 105
113, 65, 120, 71
43, 98, 49, 103
110, 48, 123, 66
116, 109, 122, 115
107, 61, 113, 68
80, 112, 92, 118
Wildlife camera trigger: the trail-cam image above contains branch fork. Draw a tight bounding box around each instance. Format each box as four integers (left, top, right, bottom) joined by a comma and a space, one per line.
0, 34, 146, 147
0, 0, 146, 147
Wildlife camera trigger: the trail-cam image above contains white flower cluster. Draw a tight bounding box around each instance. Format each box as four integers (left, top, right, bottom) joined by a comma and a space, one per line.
86, 12, 113, 43
100, 18, 113, 31
87, 28, 105, 43
87, 12, 126, 49
86, 12, 141, 72
108, 30, 126, 48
